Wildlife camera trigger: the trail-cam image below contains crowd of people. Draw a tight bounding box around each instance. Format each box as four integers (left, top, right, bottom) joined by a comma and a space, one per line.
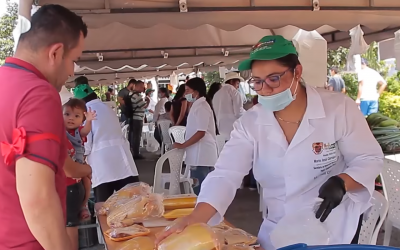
0, 3, 387, 250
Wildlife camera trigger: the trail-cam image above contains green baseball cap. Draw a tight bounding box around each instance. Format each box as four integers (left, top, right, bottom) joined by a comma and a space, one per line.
238, 35, 298, 71
73, 84, 94, 99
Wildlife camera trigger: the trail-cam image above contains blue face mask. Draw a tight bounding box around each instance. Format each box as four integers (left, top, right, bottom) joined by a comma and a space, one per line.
257, 75, 298, 112
185, 93, 196, 103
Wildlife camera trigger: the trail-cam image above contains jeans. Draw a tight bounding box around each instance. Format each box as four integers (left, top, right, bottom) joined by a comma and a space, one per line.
154, 126, 162, 147
129, 119, 143, 156
360, 100, 378, 116
190, 166, 214, 195
120, 113, 127, 123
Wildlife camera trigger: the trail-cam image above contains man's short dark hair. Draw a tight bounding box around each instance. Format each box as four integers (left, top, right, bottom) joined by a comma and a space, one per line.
159, 87, 169, 98
330, 67, 339, 74
135, 80, 144, 85
74, 76, 89, 87
19, 4, 88, 51
108, 88, 113, 92
128, 79, 137, 85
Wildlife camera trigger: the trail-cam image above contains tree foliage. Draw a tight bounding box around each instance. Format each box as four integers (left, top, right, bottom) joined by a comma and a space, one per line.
203, 71, 223, 84
0, 0, 18, 65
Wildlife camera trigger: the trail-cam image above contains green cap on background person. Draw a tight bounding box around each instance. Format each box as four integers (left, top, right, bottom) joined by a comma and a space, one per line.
73, 84, 94, 99
145, 89, 155, 95
238, 35, 298, 71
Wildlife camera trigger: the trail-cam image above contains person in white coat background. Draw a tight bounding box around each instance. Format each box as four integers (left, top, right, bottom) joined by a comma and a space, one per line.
172, 77, 219, 195
73, 82, 140, 202
212, 72, 246, 140
156, 35, 383, 249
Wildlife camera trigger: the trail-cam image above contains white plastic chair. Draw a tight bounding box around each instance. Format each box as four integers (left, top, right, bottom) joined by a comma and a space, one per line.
168, 126, 186, 143
121, 124, 129, 141
381, 159, 400, 246
158, 120, 172, 155
153, 149, 193, 195
216, 134, 226, 156
358, 191, 388, 244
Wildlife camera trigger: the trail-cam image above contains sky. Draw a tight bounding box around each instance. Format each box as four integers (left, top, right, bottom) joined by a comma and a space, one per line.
0, 0, 19, 17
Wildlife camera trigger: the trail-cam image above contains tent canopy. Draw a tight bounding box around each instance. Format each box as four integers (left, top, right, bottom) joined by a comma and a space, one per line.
33, 0, 400, 84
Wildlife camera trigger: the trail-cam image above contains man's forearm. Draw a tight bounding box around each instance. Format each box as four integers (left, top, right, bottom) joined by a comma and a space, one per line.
21, 189, 71, 250
64, 156, 92, 178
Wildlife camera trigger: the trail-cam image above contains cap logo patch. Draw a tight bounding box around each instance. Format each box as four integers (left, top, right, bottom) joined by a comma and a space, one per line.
251, 39, 276, 54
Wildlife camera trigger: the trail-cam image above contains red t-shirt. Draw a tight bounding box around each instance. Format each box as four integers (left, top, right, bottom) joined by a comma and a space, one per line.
0, 58, 67, 250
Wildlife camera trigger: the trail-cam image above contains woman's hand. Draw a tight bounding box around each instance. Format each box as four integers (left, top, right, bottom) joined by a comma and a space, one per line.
173, 143, 185, 149
315, 175, 346, 222
155, 215, 200, 245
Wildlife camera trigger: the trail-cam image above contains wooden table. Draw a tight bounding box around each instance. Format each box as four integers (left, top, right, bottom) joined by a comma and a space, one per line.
95, 202, 263, 250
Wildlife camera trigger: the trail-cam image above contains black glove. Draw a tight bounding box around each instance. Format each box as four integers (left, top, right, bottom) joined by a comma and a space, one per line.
315, 175, 346, 222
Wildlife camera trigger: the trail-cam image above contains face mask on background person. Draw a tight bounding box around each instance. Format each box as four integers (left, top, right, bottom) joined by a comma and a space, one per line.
185, 93, 196, 103
257, 71, 299, 112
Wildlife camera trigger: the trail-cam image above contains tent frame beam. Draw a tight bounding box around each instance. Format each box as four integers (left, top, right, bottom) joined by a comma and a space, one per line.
82, 26, 400, 54
74, 6, 400, 14
78, 52, 248, 63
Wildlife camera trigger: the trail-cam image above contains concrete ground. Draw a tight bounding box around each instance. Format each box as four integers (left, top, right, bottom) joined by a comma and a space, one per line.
82, 150, 400, 249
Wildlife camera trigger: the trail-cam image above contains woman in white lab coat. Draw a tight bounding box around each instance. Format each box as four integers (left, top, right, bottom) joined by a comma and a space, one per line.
172, 77, 218, 195
156, 35, 383, 249
73, 82, 140, 202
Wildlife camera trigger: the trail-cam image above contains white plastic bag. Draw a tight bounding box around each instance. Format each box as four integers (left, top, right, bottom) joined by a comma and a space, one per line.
346, 25, 369, 72
270, 199, 330, 248
395, 30, 400, 71
292, 30, 327, 88
146, 133, 159, 153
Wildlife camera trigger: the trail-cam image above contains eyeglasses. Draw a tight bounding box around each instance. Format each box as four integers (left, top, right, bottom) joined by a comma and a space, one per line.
248, 69, 290, 91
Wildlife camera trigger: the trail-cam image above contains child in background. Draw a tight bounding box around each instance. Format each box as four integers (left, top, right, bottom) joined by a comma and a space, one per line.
158, 101, 172, 121
63, 98, 97, 221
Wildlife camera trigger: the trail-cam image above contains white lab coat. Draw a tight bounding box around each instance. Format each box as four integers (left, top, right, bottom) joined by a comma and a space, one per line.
185, 97, 218, 167
153, 97, 168, 123
212, 84, 245, 140
198, 85, 383, 249
84, 99, 139, 188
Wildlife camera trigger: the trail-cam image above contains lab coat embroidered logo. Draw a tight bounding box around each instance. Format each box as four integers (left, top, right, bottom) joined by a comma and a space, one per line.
312, 142, 324, 155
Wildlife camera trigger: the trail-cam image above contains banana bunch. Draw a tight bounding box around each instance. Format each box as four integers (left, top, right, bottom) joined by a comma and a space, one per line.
366, 113, 400, 128
367, 113, 400, 152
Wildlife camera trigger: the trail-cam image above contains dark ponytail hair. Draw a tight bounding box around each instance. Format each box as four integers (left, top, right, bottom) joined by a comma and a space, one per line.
186, 78, 219, 135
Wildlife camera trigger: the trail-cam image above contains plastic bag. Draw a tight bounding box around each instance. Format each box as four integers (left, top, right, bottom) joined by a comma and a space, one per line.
157, 223, 221, 250
104, 224, 151, 242
270, 202, 330, 249
222, 245, 254, 250
98, 182, 152, 215
146, 132, 159, 153
107, 193, 165, 228
222, 228, 257, 246
212, 222, 232, 231
117, 236, 155, 250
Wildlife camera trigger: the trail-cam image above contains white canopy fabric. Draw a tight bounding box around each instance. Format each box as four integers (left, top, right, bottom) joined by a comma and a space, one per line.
24, 0, 400, 84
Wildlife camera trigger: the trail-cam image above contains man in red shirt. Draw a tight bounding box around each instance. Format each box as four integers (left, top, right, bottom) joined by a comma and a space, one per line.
0, 4, 87, 250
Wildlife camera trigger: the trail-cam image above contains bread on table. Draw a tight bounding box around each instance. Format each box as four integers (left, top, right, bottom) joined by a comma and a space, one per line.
98, 182, 152, 215
117, 236, 155, 250
107, 193, 165, 228
104, 224, 151, 242
157, 223, 221, 250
